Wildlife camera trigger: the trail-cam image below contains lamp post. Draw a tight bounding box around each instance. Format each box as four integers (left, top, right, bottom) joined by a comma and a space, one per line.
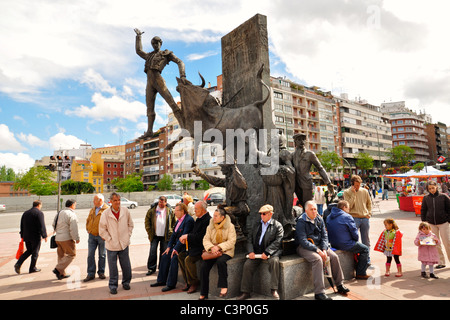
49, 154, 71, 212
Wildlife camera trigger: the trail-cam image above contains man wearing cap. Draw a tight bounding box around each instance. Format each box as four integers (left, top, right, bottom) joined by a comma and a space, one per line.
292, 133, 334, 209
237, 204, 284, 300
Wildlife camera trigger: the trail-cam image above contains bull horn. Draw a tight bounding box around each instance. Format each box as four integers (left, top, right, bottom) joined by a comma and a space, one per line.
198, 72, 205, 88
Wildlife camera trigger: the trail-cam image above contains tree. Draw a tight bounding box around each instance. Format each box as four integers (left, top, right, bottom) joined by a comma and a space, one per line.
61, 180, 95, 194
356, 153, 374, 173
0, 165, 16, 181
14, 166, 56, 195
112, 173, 144, 193
412, 162, 424, 173
196, 179, 210, 190
316, 151, 341, 172
388, 145, 415, 167
157, 174, 173, 191
178, 178, 194, 191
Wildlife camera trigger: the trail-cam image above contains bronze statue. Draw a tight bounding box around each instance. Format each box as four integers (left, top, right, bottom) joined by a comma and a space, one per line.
193, 162, 249, 238
134, 28, 186, 139
259, 130, 296, 239
292, 133, 335, 209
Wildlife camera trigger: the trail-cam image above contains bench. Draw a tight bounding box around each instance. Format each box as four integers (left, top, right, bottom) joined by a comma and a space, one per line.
178, 250, 356, 300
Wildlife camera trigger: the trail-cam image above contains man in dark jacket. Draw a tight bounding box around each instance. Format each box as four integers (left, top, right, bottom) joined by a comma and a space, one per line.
15, 200, 48, 274
326, 200, 369, 279
178, 200, 211, 294
237, 204, 284, 300
295, 200, 349, 300
421, 181, 450, 268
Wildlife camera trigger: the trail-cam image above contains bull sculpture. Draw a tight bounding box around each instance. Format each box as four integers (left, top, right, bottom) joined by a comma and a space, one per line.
167, 64, 271, 167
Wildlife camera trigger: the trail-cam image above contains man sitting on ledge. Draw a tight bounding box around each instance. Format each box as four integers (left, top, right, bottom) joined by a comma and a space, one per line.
295, 200, 350, 300
326, 200, 370, 280
237, 204, 284, 300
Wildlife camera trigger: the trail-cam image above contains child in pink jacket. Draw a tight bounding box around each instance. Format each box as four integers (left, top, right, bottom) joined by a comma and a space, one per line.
414, 222, 440, 279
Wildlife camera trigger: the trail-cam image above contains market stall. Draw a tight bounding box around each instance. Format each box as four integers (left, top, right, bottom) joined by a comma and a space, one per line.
384, 166, 450, 213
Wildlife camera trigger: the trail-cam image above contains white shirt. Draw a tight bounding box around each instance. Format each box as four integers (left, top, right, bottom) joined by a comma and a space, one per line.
155, 206, 167, 237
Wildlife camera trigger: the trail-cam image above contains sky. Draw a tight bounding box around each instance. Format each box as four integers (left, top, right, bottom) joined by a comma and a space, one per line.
1, 0, 450, 173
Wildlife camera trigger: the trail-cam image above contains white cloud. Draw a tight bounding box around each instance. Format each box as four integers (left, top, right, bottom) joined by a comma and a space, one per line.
66, 92, 146, 122
0, 152, 35, 173
48, 132, 86, 150
0, 124, 25, 152
80, 69, 117, 95
186, 50, 218, 61
17, 132, 48, 148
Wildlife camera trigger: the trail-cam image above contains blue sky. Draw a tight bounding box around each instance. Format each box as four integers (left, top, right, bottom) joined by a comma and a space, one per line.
1, 0, 450, 173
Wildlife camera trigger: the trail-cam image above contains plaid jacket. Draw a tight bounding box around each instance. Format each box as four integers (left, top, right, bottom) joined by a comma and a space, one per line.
374, 229, 403, 256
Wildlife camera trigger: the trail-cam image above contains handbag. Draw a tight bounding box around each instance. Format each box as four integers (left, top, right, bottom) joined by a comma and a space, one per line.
16, 239, 24, 259
50, 211, 60, 249
201, 250, 222, 260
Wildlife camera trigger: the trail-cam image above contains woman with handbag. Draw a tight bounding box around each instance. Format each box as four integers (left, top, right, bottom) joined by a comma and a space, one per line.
199, 208, 236, 300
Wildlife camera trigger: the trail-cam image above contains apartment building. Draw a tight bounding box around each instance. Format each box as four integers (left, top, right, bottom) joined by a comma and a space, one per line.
270, 77, 339, 153
337, 96, 392, 174
425, 122, 449, 161
381, 101, 430, 162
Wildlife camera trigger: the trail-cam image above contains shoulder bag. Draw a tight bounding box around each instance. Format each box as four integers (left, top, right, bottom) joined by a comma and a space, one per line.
50, 211, 60, 249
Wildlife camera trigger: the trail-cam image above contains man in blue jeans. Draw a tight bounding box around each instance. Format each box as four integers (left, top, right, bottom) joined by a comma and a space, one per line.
326, 200, 370, 279
343, 175, 372, 264
84, 194, 109, 282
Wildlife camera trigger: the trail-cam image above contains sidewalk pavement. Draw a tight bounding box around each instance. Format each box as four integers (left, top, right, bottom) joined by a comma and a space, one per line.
0, 198, 449, 300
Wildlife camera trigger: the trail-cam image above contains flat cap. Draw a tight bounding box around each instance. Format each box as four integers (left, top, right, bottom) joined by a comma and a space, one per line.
259, 204, 274, 213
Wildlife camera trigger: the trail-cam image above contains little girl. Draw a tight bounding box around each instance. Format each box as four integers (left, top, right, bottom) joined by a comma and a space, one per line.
374, 218, 403, 277
414, 222, 440, 279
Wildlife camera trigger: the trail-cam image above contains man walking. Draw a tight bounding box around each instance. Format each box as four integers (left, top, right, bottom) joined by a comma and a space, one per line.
15, 200, 47, 274
53, 199, 80, 280
145, 195, 175, 276
343, 175, 372, 263
99, 193, 134, 294
84, 194, 109, 282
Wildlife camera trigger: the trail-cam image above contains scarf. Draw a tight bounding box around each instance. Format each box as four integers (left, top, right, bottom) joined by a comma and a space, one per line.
214, 218, 227, 244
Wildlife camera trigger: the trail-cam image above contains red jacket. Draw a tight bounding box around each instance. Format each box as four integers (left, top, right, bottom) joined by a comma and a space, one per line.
374, 229, 403, 256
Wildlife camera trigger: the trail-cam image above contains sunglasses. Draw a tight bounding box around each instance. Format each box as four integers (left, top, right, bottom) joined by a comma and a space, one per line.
260, 211, 270, 216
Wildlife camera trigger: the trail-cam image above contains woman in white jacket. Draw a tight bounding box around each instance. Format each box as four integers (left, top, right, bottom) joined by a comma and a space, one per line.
313, 186, 326, 216
99, 193, 134, 294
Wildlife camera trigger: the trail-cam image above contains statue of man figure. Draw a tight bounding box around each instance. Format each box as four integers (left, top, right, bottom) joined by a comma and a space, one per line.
292, 133, 335, 210
134, 28, 186, 139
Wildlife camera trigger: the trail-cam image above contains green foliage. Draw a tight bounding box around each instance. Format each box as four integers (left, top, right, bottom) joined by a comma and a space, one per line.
197, 179, 210, 190
316, 151, 341, 172
356, 153, 374, 170
14, 166, 56, 195
157, 174, 173, 191
61, 180, 95, 194
388, 145, 415, 167
412, 162, 424, 173
0, 165, 16, 181
178, 179, 194, 191
29, 181, 58, 195
112, 173, 144, 193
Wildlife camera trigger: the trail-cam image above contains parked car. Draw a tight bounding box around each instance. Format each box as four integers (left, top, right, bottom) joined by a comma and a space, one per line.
205, 193, 225, 206
153, 194, 183, 207
108, 198, 138, 209
0, 204, 5, 212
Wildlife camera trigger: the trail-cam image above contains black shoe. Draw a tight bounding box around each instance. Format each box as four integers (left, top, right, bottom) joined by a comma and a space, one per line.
161, 286, 175, 292
98, 273, 106, 279
337, 284, 350, 295
146, 269, 156, 276
29, 268, 41, 273
150, 282, 165, 287
110, 288, 117, 294
436, 265, 446, 269
83, 275, 95, 282
237, 292, 250, 300
314, 293, 332, 300
123, 284, 131, 290
53, 268, 62, 280
430, 273, 439, 279
421, 271, 429, 278
14, 264, 20, 274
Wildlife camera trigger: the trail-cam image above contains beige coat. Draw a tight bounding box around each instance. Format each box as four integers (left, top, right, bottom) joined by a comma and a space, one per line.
343, 187, 372, 219
99, 207, 134, 251
203, 215, 236, 258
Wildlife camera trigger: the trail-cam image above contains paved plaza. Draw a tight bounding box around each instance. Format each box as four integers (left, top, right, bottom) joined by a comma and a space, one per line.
0, 198, 449, 301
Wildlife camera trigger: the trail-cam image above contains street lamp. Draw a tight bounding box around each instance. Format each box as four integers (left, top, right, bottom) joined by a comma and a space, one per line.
49, 154, 71, 212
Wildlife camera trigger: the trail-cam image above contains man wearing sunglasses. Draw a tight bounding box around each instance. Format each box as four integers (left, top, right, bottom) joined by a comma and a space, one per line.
237, 204, 284, 300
